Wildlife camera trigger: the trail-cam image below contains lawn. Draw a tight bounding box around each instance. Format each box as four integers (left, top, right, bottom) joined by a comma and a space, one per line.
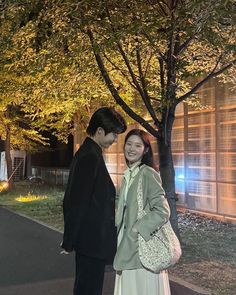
0, 181, 236, 295
0, 181, 64, 231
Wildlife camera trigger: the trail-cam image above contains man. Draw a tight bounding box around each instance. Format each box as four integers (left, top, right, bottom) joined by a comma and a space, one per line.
61, 107, 127, 295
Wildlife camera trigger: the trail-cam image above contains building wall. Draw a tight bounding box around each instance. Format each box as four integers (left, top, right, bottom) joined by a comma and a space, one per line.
74, 80, 236, 219
173, 79, 236, 218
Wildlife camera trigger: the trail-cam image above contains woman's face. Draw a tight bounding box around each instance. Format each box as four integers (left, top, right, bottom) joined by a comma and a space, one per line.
124, 135, 145, 165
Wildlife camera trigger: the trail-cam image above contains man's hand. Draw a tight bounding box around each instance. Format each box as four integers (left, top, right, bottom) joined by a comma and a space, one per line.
60, 249, 70, 255
60, 241, 70, 254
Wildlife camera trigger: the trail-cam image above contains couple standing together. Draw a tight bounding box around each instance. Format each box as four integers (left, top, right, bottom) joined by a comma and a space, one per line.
61, 107, 171, 295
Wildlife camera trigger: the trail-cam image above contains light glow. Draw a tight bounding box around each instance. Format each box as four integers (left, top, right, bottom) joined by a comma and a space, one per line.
0, 181, 9, 192
15, 195, 47, 203
177, 174, 185, 179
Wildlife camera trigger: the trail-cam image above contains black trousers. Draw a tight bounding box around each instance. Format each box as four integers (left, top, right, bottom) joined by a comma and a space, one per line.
74, 252, 106, 295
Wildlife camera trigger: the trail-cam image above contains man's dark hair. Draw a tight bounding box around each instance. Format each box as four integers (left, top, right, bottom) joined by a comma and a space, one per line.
86, 107, 127, 136
124, 129, 155, 169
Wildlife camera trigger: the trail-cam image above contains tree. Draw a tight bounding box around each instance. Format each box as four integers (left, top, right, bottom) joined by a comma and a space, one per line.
0, 0, 120, 134
0, 30, 50, 187
0, 0, 119, 187
0, 68, 51, 187
1, 1, 236, 234
39, 0, 236, 234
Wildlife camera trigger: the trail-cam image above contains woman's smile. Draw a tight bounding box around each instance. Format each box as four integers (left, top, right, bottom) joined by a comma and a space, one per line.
124, 135, 145, 165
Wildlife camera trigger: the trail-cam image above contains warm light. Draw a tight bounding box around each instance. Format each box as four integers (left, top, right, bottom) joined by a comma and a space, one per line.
15, 195, 47, 203
0, 181, 9, 192
2, 182, 9, 189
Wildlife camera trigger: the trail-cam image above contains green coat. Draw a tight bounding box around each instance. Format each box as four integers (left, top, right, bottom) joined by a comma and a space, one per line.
113, 164, 170, 271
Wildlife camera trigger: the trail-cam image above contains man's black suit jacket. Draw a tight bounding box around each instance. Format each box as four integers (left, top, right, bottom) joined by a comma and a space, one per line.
62, 137, 117, 263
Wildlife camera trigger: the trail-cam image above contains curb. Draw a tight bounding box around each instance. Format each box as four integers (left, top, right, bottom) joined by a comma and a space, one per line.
3, 206, 62, 233
169, 275, 211, 295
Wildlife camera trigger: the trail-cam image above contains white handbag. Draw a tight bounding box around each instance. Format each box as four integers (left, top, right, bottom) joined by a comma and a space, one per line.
137, 174, 182, 273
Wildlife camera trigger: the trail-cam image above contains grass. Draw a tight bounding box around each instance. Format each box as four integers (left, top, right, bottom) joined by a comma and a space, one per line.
0, 181, 64, 231
0, 181, 236, 295
170, 213, 236, 295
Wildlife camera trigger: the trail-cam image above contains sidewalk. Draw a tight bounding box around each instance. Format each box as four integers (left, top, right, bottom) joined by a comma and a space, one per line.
0, 207, 210, 295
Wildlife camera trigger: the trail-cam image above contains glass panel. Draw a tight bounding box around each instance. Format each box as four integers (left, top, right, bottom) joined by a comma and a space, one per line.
107, 142, 118, 153
218, 183, 236, 215
219, 152, 236, 182
104, 154, 118, 174
172, 126, 184, 151
188, 113, 216, 151
219, 96, 236, 109
175, 102, 184, 115
219, 110, 236, 150
173, 153, 185, 179
187, 181, 216, 212
188, 87, 215, 112
110, 173, 118, 189
187, 153, 216, 180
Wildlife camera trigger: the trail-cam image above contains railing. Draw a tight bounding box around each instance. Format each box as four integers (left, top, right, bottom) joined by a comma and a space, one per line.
31, 166, 69, 186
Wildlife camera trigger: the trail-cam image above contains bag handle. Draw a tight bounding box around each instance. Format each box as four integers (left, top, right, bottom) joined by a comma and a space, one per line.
137, 173, 146, 219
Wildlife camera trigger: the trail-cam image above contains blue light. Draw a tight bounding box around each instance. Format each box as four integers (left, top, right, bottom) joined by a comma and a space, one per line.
177, 174, 185, 179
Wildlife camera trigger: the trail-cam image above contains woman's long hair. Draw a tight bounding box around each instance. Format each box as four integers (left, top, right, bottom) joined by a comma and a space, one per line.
124, 129, 155, 169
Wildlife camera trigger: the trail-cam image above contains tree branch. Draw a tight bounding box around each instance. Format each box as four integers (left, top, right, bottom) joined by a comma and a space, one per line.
142, 31, 165, 61
103, 52, 137, 90
104, 5, 148, 103
159, 57, 165, 98
150, 96, 161, 102
136, 44, 158, 124
116, 41, 144, 95
87, 29, 160, 136
144, 51, 154, 78
178, 36, 194, 55
166, 12, 176, 99
177, 58, 236, 104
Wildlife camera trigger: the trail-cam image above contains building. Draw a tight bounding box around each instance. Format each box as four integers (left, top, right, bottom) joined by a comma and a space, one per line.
172, 79, 236, 220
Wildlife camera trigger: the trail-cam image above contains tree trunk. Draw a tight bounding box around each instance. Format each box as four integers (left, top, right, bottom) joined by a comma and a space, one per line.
26, 152, 32, 178
157, 108, 180, 238
4, 129, 14, 189
158, 137, 180, 238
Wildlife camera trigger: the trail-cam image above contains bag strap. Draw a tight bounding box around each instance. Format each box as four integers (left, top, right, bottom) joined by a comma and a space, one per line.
137, 173, 146, 219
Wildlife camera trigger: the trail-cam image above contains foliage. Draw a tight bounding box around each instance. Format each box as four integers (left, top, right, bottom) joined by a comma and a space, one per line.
0, 0, 115, 147
1, 0, 236, 137
3, 0, 235, 139
71, 0, 236, 132
0, 0, 236, 231
0, 1, 49, 151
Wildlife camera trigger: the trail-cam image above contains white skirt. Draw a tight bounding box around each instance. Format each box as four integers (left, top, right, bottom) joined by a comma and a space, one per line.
114, 268, 171, 295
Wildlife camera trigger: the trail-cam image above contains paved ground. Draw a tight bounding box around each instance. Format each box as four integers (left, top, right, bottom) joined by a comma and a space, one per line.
0, 207, 209, 295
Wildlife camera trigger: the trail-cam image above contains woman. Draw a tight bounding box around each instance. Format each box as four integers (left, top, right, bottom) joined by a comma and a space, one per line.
113, 129, 171, 295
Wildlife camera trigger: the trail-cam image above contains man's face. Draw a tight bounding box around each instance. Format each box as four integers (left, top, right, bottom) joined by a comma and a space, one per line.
96, 128, 118, 149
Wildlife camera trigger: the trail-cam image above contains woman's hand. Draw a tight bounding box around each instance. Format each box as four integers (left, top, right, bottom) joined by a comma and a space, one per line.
132, 227, 138, 233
